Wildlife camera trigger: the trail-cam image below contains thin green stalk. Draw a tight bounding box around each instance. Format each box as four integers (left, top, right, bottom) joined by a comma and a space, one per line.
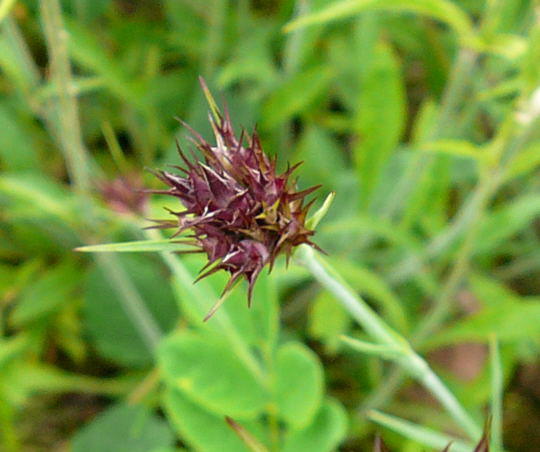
490, 336, 503, 452
40, 0, 90, 194
362, 96, 540, 416
203, 0, 226, 76
297, 245, 481, 440
283, 0, 310, 75
40, 0, 162, 352
94, 253, 162, 352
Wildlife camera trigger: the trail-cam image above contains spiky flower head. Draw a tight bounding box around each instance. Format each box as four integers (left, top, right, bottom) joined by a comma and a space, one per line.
148, 79, 321, 318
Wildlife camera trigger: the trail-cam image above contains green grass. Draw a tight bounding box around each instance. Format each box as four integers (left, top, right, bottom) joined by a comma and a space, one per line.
1, 0, 540, 451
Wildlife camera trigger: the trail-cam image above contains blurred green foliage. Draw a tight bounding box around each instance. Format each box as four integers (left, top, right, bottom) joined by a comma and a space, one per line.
1, 0, 540, 451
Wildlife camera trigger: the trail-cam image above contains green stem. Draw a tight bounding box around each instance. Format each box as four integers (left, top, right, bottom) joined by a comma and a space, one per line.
94, 253, 162, 352
362, 96, 540, 417
297, 245, 481, 440
40, 0, 90, 195
40, 0, 162, 353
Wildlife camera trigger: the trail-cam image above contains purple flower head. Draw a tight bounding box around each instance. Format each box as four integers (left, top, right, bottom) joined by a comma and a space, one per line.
148, 78, 321, 318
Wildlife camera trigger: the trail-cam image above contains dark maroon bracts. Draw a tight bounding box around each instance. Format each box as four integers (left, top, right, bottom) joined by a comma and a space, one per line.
148, 81, 321, 315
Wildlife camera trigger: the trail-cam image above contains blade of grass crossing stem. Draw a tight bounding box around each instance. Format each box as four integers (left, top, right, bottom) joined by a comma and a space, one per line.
490, 335, 503, 451
298, 245, 481, 439
367, 410, 473, 452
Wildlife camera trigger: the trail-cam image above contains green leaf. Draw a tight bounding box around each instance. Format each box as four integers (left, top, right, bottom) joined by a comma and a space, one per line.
0, 105, 39, 171
159, 330, 268, 419
308, 292, 351, 351
168, 253, 278, 352
505, 142, 540, 181
470, 274, 520, 308
76, 239, 197, 253
419, 139, 484, 160
65, 20, 143, 108
261, 66, 331, 129
10, 260, 81, 327
71, 403, 174, 452
164, 388, 262, 452
282, 398, 348, 452
306, 192, 336, 231
295, 126, 347, 189
476, 194, 540, 254
275, 342, 324, 428
283, 0, 475, 45
354, 40, 405, 207
84, 255, 177, 368
0, 173, 74, 223
426, 300, 540, 349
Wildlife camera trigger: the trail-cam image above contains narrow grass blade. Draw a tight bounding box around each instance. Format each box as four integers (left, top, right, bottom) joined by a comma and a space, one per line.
307, 191, 335, 230
489, 335, 503, 451
75, 239, 198, 253
340, 335, 403, 359
367, 410, 473, 452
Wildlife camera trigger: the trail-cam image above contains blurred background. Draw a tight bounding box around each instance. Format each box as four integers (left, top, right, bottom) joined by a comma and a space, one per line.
1, 0, 540, 451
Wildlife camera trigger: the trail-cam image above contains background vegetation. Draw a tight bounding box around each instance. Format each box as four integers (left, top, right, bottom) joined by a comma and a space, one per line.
1, 0, 540, 450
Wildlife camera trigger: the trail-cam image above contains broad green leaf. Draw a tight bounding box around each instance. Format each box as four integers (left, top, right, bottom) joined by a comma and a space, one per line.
159, 330, 268, 419
71, 403, 174, 452
164, 388, 262, 452
10, 260, 81, 327
84, 254, 177, 368
275, 342, 324, 428
282, 398, 348, 452
283, 0, 475, 45
261, 66, 331, 129
476, 194, 540, 254
354, 40, 405, 207
76, 239, 197, 253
